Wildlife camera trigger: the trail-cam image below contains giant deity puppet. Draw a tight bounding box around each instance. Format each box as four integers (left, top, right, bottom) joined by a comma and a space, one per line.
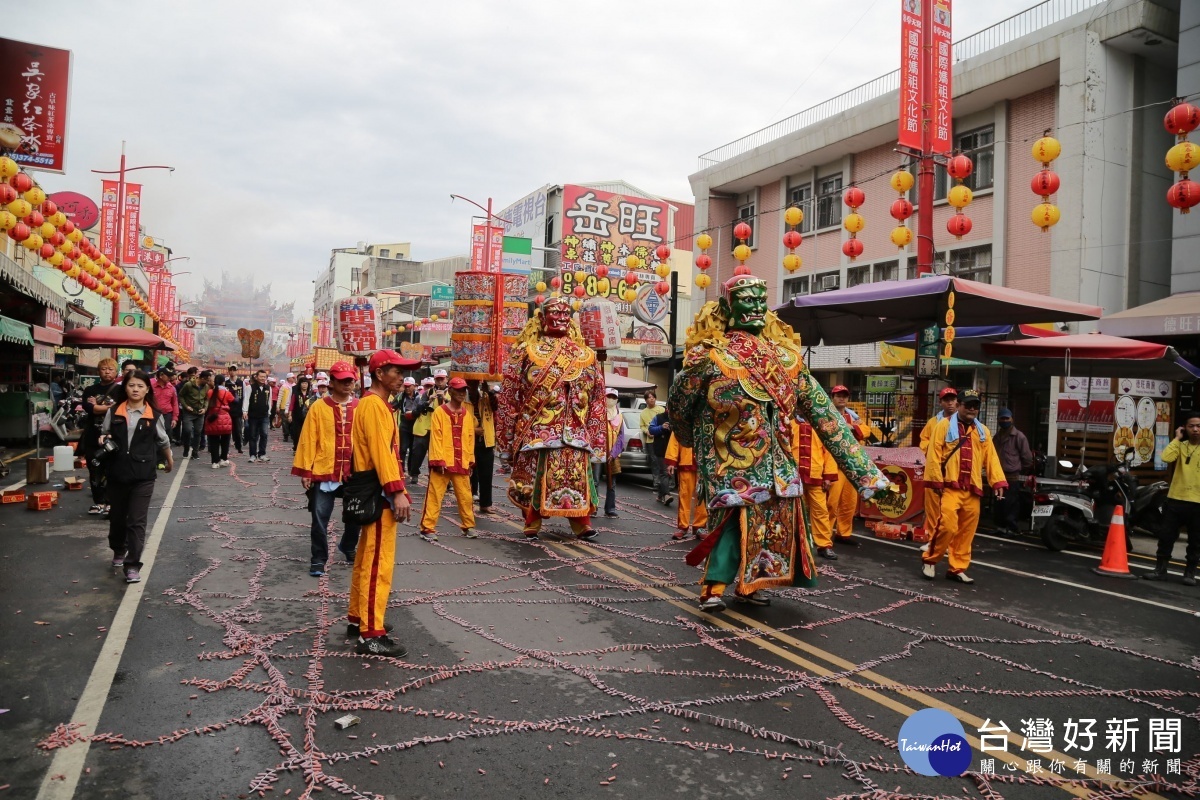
497, 295, 608, 541
667, 273, 890, 611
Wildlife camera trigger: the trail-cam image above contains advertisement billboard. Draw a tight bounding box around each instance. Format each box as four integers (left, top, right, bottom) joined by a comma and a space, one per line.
47, 191, 97, 230
0, 37, 71, 173
496, 185, 550, 272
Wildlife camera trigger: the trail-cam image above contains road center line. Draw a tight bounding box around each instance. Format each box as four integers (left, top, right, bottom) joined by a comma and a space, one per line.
36, 458, 191, 800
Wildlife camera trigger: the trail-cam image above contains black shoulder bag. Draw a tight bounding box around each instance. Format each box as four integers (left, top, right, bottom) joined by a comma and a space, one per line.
342, 469, 384, 525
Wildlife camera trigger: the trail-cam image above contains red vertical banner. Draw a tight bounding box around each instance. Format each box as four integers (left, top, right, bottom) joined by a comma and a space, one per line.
0, 38, 73, 173
470, 224, 504, 272
99, 180, 119, 261
122, 183, 141, 265
166, 284, 176, 327
147, 270, 160, 314
930, 0, 953, 153
898, 0, 924, 151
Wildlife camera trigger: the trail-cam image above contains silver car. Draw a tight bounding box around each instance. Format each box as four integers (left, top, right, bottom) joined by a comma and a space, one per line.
617, 409, 651, 473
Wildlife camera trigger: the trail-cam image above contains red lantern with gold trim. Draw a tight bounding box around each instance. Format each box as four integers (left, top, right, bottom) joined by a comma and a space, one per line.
947, 215, 973, 239
733, 221, 752, 241
1031, 169, 1060, 196
782, 230, 802, 249
1165, 103, 1200, 137
946, 154, 973, 182
843, 186, 865, 209
1167, 180, 1200, 214
842, 238, 864, 260
889, 198, 913, 221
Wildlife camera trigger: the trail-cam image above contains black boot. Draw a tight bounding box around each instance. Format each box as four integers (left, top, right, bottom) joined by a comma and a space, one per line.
1183, 565, 1197, 587
1142, 557, 1170, 581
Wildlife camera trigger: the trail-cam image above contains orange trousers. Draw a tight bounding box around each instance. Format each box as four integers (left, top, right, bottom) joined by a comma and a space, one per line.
828, 472, 859, 541
675, 470, 708, 531
922, 487, 942, 539
922, 488, 980, 573
805, 484, 833, 548
420, 470, 475, 533
348, 507, 396, 638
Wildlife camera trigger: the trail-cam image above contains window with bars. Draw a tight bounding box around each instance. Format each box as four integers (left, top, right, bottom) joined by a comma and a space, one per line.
786, 183, 813, 234
873, 260, 899, 283
907, 255, 945, 279
847, 265, 870, 287
816, 174, 843, 229
783, 275, 810, 299
947, 245, 992, 282
959, 126, 995, 191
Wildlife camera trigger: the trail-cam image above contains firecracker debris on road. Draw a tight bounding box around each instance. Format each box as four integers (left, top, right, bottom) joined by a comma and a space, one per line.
3, 439, 1198, 800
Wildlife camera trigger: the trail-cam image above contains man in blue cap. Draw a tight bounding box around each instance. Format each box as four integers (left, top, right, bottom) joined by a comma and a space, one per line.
992, 407, 1032, 536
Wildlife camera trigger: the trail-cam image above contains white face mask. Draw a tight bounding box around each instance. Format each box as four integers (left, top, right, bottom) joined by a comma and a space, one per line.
605, 396, 618, 408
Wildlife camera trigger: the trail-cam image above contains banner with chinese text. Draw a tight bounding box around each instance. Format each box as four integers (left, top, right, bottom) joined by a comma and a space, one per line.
0, 38, 72, 173
898, 0, 924, 151
931, 0, 953, 153
99, 180, 119, 262
333, 295, 382, 356
122, 183, 142, 265
470, 225, 504, 273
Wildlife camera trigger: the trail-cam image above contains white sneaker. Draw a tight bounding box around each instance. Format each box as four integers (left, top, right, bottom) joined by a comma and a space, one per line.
211, 462, 220, 469
219, 460, 231, 467
248, 456, 258, 463
946, 571, 975, 584
258, 456, 270, 463
921, 563, 936, 580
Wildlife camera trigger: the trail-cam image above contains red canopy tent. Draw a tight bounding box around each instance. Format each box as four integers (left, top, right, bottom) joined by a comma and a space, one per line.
982, 333, 1200, 381
63, 326, 173, 351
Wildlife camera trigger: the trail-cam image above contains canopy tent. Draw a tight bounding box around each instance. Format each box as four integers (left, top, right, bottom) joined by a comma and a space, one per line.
885, 323, 1066, 365
776, 275, 1102, 346
1095, 290, 1200, 339
982, 333, 1200, 381
62, 325, 173, 351
603, 372, 657, 391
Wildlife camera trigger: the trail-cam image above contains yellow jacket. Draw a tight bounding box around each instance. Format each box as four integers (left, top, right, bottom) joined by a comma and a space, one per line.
290, 397, 357, 483
472, 396, 496, 449
1162, 438, 1200, 502
919, 411, 951, 455
430, 403, 476, 474
791, 419, 837, 486
663, 433, 696, 471
924, 414, 1008, 497
351, 393, 408, 496
412, 389, 447, 437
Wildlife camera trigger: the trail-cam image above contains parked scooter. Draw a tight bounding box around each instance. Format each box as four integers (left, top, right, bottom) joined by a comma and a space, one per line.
38, 389, 87, 448
1030, 449, 1168, 551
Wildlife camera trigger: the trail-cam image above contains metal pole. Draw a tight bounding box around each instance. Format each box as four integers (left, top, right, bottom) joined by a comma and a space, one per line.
111, 141, 126, 327
911, 0, 937, 445
667, 270, 679, 386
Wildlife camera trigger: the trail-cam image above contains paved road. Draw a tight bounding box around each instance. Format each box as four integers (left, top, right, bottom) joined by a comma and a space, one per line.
2, 439, 1197, 799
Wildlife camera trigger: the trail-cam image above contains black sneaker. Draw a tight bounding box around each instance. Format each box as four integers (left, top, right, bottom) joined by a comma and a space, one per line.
347, 621, 393, 639
735, 591, 771, 606
577, 529, 599, 542
355, 635, 407, 657
817, 547, 838, 560
660, 496, 674, 506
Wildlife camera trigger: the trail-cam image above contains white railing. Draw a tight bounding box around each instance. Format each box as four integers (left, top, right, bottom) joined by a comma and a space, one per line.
697, 0, 1109, 168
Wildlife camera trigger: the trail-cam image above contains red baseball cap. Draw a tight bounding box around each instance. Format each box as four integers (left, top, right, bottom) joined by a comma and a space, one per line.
448, 377, 467, 390
329, 361, 357, 381
938, 387, 958, 399
830, 384, 850, 396
367, 349, 411, 373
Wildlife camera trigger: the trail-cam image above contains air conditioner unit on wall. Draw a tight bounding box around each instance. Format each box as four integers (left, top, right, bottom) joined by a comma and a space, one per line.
820, 275, 839, 291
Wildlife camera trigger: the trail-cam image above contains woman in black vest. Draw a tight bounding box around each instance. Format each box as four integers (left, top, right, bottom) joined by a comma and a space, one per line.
99, 370, 174, 583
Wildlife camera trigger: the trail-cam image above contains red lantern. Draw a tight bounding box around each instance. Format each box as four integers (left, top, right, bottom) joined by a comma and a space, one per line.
573, 284, 586, 298
842, 239, 864, 260
0, 184, 16, 205
40, 199, 57, 217
843, 186, 865, 209
39, 243, 56, 259
946, 154, 974, 181
535, 294, 545, 305
594, 264, 609, 279
48, 231, 64, 246
1164, 103, 1200, 137
655, 281, 670, 296
24, 210, 44, 228
889, 198, 914, 221
733, 221, 752, 241
549, 275, 562, 290
8, 222, 30, 241
696, 254, 712, 270
733, 263, 753, 277
61, 220, 75, 235
624, 272, 638, 286
655, 244, 671, 261
947, 214, 973, 239
782, 230, 802, 249
1167, 180, 1200, 213
8, 173, 32, 193
1031, 169, 1061, 196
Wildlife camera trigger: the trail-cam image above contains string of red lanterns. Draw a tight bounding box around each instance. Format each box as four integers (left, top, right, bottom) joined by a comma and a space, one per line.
781, 206, 803, 273
841, 187, 864, 261
695, 233, 713, 290
1165, 100, 1200, 214
946, 153, 974, 240
1030, 135, 1062, 231
732, 222, 753, 275
888, 170, 915, 249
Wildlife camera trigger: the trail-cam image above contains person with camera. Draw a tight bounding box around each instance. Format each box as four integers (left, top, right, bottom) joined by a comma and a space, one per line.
81, 358, 121, 516
201, 370, 236, 468
98, 369, 174, 583
1144, 412, 1200, 585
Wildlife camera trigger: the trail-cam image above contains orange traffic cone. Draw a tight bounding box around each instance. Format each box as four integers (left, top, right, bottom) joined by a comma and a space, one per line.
1092, 505, 1137, 579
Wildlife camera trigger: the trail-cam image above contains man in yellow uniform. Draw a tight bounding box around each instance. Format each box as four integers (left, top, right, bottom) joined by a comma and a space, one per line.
793, 416, 839, 559
419, 377, 477, 541
921, 389, 1007, 583
665, 432, 707, 540
1144, 411, 1200, 585
348, 349, 413, 657
919, 387, 958, 547
826, 385, 871, 552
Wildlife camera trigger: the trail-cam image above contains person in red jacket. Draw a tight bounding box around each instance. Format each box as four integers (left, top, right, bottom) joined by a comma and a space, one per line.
201, 370, 236, 468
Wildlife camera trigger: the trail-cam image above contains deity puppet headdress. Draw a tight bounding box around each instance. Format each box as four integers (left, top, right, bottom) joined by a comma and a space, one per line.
512, 293, 587, 349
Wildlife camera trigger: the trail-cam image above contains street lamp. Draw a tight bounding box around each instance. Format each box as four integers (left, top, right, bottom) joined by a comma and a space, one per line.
91, 141, 175, 326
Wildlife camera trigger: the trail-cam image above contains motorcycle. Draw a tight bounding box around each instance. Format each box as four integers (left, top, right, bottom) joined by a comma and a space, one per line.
1030, 450, 1168, 551
38, 389, 88, 448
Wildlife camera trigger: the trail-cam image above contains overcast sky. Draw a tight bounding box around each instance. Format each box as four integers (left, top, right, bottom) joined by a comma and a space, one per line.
11, 0, 1036, 316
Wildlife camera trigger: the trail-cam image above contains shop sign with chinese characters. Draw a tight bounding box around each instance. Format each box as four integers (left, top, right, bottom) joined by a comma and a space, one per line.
975, 716, 1184, 780
0, 38, 72, 173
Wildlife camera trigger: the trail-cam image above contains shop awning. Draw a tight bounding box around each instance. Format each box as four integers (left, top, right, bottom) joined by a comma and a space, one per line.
982, 333, 1200, 380
0, 251, 69, 318
0, 314, 34, 346
1095, 291, 1200, 339
62, 325, 172, 350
